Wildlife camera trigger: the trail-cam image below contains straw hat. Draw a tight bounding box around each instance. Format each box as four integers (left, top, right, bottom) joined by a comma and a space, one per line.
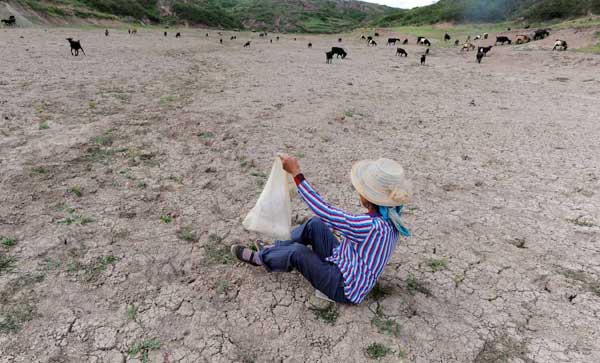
351, 158, 412, 207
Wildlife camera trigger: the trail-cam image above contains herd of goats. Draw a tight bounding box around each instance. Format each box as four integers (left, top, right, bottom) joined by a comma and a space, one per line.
1, 14, 570, 65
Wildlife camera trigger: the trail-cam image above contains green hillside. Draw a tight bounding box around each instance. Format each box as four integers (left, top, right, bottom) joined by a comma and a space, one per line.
11, 0, 395, 33
376, 0, 600, 26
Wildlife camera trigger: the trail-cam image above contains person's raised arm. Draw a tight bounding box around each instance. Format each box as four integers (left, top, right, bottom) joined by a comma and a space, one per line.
279, 154, 373, 240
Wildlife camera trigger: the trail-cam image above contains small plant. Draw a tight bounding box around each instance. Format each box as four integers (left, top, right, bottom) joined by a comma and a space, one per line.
204, 244, 233, 265
370, 282, 392, 300
89, 100, 97, 109
372, 315, 401, 337
137, 181, 147, 189
428, 258, 447, 272
39, 121, 49, 130
452, 273, 465, 287
567, 215, 595, 227
31, 166, 48, 174
95, 129, 115, 146
310, 303, 338, 325
160, 215, 173, 224
127, 304, 138, 321
344, 110, 354, 118
0, 315, 20, 333
1, 236, 17, 248
405, 275, 431, 296
58, 207, 95, 226
129, 339, 161, 363
69, 185, 82, 197
365, 343, 391, 359
197, 131, 214, 138
0, 255, 16, 274
215, 279, 231, 294
177, 226, 198, 242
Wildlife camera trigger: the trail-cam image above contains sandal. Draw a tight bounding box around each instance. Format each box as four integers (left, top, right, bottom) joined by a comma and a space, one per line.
254, 239, 270, 252
230, 245, 261, 266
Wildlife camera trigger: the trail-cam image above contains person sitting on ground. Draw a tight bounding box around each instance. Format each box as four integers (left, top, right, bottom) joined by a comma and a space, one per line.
232, 154, 412, 304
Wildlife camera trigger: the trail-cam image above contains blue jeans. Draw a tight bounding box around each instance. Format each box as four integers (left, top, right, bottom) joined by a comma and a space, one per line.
259, 217, 352, 304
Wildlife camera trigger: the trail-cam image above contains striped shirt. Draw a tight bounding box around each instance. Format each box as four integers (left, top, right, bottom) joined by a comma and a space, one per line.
296, 176, 400, 304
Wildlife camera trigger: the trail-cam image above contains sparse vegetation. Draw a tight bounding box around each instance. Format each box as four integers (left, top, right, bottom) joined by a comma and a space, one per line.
365, 342, 392, 359
405, 275, 431, 296
177, 226, 199, 242
428, 258, 447, 272
215, 279, 231, 294
127, 304, 138, 321
69, 185, 83, 197
310, 302, 338, 325
129, 339, 161, 363
38, 121, 49, 130
1, 236, 17, 248
160, 214, 173, 224
0, 255, 16, 274
58, 207, 95, 225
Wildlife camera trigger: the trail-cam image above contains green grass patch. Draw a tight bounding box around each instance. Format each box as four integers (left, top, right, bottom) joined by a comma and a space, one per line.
1, 237, 17, 248
58, 207, 95, 225
365, 343, 392, 359
311, 302, 339, 325
160, 215, 173, 224
0, 255, 16, 274
39, 121, 49, 130
177, 226, 198, 242
405, 275, 431, 296
428, 258, 447, 272
129, 339, 161, 363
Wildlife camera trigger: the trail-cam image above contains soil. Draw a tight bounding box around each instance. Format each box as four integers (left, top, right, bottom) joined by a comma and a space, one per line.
1, 26, 599, 363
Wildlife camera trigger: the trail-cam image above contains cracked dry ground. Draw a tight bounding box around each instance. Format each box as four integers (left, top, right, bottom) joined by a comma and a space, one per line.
1, 28, 599, 363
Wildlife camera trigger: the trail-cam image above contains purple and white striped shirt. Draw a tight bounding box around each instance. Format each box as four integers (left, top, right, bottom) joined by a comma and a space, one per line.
296, 177, 400, 304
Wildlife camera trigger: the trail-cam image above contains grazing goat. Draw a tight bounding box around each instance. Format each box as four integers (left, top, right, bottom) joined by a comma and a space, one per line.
66, 38, 85, 56
338, 38, 342, 42
105, 29, 109, 36
220, 38, 223, 44
230, 35, 236, 40
131, 29, 137, 35
425, 48, 429, 55
444, 33, 451, 41
553, 39, 567, 51
387, 38, 401, 45
462, 42, 476, 51
206, 33, 209, 37
368, 39, 377, 47
483, 33, 489, 39
367, 35, 373, 42
420, 54, 426, 65
176, 32, 181, 38
417, 36, 425, 44
128, 29, 131, 34
534, 29, 550, 40
164, 31, 167, 37
331, 47, 347, 58
374, 32, 380, 37
454, 39, 460, 46
495, 36, 511, 45
326, 51, 333, 64
1, 16, 16, 26
474, 35, 481, 41
361, 35, 366, 40
515, 34, 530, 44
396, 48, 407, 57
276, 36, 280, 41
403, 38, 408, 44
478, 45, 493, 55
270, 39, 272, 43
420, 38, 431, 46
243, 41, 251, 48
308, 42, 312, 48
476, 51, 484, 64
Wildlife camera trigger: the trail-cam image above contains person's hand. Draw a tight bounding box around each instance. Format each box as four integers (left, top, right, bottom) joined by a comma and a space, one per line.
278, 154, 301, 177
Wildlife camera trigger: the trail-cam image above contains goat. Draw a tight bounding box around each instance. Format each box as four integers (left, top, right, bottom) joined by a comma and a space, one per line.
338, 38, 342, 42
243, 41, 251, 48
331, 47, 347, 59
361, 35, 366, 40
131, 29, 137, 35
495, 36, 511, 45
276, 36, 280, 41
176, 32, 181, 38
462, 42, 476, 51
230, 35, 236, 40
308, 42, 312, 48
534, 29, 550, 40
1, 16, 16, 26
374, 32, 380, 37
553, 39, 567, 51
220, 38, 223, 44
420, 38, 431, 47
515, 35, 530, 44
396, 48, 407, 57
417, 36, 425, 44
474, 35, 481, 41
403, 38, 408, 44
105, 29, 109, 37
270, 39, 272, 43
420, 54, 426, 65
483, 33, 489, 39
387, 38, 401, 46
425, 48, 429, 55
478, 46, 493, 55
164, 31, 167, 37
454, 39, 460, 46
66, 38, 85, 56
444, 33, 451, 41
476, 51, 484, 64
368, 39, 377, 47
326, 51, 333, 64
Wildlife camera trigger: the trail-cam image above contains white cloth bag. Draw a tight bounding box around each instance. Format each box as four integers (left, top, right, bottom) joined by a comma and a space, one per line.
242, 158, 297, 240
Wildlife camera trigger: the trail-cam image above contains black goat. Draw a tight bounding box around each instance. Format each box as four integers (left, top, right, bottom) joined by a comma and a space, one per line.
243, 41, 251, 48
66, 38, 85, 56
176, 32, 181, 38
326, 51, 333, 64
396, 48, 407, 57
444, 33, 451, 41
420, 54, 426, 65
476, 51, 484, 64
308, 42, 312, 48
1, 16, 16, 26
331, 47, 347, 58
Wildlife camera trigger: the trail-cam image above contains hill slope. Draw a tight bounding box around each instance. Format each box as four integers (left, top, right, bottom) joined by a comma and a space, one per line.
5, 0, 395, 32
376, 0, 600, 26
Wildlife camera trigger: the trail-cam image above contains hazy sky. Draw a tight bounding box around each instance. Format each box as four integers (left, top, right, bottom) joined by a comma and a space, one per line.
365, 0, 437, 9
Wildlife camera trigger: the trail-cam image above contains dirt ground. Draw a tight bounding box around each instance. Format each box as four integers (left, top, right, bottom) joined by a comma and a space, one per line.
1, 26, 599, 363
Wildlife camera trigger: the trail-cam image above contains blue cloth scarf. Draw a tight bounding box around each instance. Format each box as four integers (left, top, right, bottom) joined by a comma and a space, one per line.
378, 205, 411, 237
